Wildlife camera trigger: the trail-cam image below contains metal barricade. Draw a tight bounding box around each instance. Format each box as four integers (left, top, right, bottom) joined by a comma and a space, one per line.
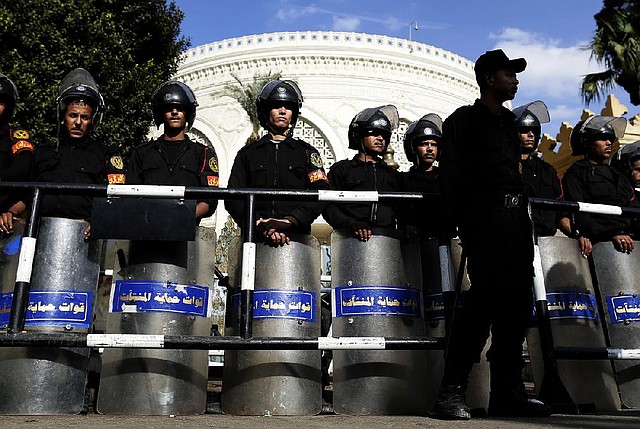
330, 228, 426, 415
223, 233, 322, 416
96, 227, 216, 415
0, 218, 101, 415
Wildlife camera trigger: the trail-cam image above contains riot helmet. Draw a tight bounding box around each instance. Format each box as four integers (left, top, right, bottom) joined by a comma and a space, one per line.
57, 68, 105, 131
152, 81, 198, 131
569, 115, 627, 156
403, 113, 443, 163
256, 79, 303, 132
512, 100, 550, 148
348, 105, 399, 151
611, 140, 640, 175
0, 74, 19, 122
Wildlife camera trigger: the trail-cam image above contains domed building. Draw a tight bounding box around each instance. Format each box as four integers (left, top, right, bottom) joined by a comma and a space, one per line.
165, 31, 479, 269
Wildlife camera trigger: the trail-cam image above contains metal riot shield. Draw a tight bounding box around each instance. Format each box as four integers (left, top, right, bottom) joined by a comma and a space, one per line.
446, 238, 491, 413
330, 228, 427, 415
422, 237, 445, 411
591, 241, 640, 408
527, 236, 620, 411
0, 218, 101, 415
96, 226, 216, 415
222, 233, 322, 416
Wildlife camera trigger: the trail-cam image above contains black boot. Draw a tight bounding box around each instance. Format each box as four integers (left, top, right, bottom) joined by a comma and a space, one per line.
435, 385, 471, 420
488, 376, 552, 417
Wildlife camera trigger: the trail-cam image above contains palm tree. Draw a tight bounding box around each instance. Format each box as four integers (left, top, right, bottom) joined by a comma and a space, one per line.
225, 71, 281, 144
581, 1, 640, 106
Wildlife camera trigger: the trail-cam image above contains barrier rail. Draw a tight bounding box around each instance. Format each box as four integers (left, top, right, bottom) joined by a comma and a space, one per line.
0, 182, 639, 411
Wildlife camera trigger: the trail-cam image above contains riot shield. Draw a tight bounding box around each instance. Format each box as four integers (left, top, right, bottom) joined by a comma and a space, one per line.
591, 241, 640, 408
0, 218, 101, 415
527, 236, 620, 411
223, 233, 322, 416
96, 226, 216, 415
330, 228, 427, 415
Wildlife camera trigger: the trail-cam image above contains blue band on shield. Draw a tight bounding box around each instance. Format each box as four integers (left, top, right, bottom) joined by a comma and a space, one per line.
606, 294, 640, 324
0, 290, 92, 329
111, 280, 209, 317
232, 289, 316, 322
334, 285, 421, 317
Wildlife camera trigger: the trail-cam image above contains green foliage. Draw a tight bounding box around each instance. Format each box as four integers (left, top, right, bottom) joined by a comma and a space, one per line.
582, 0, 640, 105
224, 71, 281, 144
0, 0, 189, 155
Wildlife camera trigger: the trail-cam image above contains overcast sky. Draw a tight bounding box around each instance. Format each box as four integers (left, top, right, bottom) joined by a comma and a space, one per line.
174, 0, 633, 141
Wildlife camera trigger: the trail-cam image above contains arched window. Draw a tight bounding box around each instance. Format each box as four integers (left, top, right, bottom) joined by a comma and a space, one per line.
389, 119, 412, 172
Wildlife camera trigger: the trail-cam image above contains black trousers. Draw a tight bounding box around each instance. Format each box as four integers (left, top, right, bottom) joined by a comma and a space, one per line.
445, 207, 534, 388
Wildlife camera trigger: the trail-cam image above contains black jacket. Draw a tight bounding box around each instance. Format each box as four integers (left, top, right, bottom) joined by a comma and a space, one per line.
562, 158, 635, 241
34, 137, 108, 220
225, 134, 329, 232
0, 123, 34, 212
521, 155, 563, 237
439, 99, 525, 235
402, 166, 441, 238
323, 156, 402, 230
127, 136, 219, 216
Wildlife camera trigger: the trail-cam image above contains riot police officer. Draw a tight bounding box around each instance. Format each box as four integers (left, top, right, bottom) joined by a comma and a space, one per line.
563, 115, 635, 253
402, 113, 443, 239
225, 79, 329, 245
127, 80, 219, 220
612, 140, 640, 199
33, 68, 123, 238
323, 105, 403, 241
514, 101, 565, 236
0, 74, 34, 235
436, 49, 551, 420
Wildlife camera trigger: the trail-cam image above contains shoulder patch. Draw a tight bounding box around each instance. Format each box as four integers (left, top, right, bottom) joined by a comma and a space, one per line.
208, 156, 219, 173
12, 129, 30, 140
12, 140, 34, 154
309, 152, 324, 168
308, 169, 328, 183
110, 156, 124, 170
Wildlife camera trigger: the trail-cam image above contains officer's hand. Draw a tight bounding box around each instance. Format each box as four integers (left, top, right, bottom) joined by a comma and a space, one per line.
0, 211, 15, 235
257, 218, 294, 236
613, 234, 634, 254
257, 218, 293, 246
83, 224, 91, 240
269, 231, 291, 246
351, 221, 372, 242
577, 236, 592, 258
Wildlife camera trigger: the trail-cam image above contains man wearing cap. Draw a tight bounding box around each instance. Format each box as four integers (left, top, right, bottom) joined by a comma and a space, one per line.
436, 49, 551, 419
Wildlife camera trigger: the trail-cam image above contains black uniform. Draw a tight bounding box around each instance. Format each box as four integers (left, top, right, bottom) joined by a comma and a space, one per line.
402, 166, 441, 238
225, 134, 329, 232
439, 99, 534, 389
34, 137, 118, 220
521, 155, 563, 237
0, 124, 34, 212
562, 159, 635, 241
323, 156, 402, 230
127, 136, 219, 215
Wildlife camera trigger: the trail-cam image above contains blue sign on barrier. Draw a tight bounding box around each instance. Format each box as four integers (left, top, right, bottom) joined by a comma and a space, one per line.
334, 285, 421, 317
606, 294, 640, 324
232, 289, 316, 322
0, 290, 92, 329
532, 291, 599, 321
111, 280, 210, 317
424, 293, 445, 321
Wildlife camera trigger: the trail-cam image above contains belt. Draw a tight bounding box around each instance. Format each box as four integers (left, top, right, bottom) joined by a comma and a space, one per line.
503, 193, 526, 208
